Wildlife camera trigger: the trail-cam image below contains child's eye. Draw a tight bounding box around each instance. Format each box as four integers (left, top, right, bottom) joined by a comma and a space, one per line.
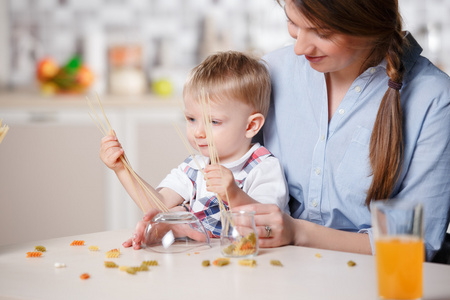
211, 120, 221, 125
186, 117, 195, 123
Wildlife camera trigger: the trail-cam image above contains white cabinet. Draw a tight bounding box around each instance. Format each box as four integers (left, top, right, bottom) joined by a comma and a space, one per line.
0, 94, 186, 245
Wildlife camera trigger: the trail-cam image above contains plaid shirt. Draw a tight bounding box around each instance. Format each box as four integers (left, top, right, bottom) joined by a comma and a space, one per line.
185, 146, 272, 237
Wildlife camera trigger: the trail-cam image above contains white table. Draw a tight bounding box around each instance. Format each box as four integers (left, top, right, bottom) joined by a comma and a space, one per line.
1, 229, 449, 300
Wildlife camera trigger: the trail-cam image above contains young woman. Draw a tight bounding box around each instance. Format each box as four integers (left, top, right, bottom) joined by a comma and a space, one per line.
236, 0, 450, 261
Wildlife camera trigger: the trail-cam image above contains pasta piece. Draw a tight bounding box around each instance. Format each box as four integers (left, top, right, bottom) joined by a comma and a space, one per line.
80, 273, 90, 280
105, 248, 120, 258
315, 253, 322, 258
54, 262, 66, 268
105, 251, 120, 258
270, 260, 283, 267
347, 260, 357, 267
126, 267, 138, 275
213, 257, 230, 267
202, 260, 210, 267
26, 251, 43, 258
35, 245, 46, 252
119, 266, 128, 271
141, 260, 158, 266
104, 261, 119, 268
88, 245, 99, 251
238, 259, 257, 267
70, 240, 85, 246
137, 265, 149, 272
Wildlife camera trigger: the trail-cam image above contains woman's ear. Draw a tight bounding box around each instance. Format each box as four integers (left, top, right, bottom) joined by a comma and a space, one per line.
245, 113, 265, 139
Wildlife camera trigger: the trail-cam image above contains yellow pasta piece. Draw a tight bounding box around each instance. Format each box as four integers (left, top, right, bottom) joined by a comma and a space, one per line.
238, 259, 257, 267
119, 265, 128, 271
270, 260, 283, 267
104, 261, 119, 268
141, 260, 158, 266
88, 245, 99, 251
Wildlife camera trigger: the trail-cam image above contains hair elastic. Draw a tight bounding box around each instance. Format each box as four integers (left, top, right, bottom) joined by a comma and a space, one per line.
388, 79, 402, 90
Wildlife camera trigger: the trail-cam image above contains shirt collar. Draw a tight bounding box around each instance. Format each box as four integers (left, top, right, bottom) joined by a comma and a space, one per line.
376, 31, 423, 74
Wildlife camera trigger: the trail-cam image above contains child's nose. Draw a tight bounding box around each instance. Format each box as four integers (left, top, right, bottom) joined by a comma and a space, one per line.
194, 124, 206, 139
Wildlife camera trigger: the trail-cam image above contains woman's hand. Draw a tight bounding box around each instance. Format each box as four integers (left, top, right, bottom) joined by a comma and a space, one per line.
204, 164, 240, 202
100, 132, 124, 172
233, 203, 298, 248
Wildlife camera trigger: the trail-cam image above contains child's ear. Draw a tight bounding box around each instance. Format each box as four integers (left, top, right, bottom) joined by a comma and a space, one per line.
245, 113, 265, 139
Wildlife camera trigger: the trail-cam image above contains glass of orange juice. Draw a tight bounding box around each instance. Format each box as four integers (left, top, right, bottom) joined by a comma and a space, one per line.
372, 201, 424, 300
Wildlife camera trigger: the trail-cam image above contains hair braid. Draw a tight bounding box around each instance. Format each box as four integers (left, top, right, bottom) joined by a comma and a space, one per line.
366, 24, 405, 206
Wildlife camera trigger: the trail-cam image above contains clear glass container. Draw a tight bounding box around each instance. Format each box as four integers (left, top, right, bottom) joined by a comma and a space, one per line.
143, 211, 211, 253
220, 211, 259, 258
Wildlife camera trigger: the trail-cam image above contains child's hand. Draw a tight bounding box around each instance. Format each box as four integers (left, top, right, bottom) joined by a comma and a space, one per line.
100, 132, 125, 172
204, 164, 240, 203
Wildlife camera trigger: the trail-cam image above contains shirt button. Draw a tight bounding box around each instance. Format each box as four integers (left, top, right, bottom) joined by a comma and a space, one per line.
339, 109, 345, 115
370, 68, 376, 74
354, 86, 361, 93
312, 199, 318, 207
315, 168, 321, 175
321, 135, 325, 141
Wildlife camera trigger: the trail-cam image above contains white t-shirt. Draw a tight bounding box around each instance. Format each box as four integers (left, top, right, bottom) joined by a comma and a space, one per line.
157, 143, 289, 213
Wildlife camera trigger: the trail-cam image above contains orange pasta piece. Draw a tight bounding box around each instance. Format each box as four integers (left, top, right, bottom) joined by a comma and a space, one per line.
80, 273, 90, 280
26, 251, 43, 258
70, 240, 85, 246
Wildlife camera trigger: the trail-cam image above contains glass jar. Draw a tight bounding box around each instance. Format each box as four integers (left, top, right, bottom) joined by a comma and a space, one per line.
144, 211, 211, 253
220, 211, 259, 258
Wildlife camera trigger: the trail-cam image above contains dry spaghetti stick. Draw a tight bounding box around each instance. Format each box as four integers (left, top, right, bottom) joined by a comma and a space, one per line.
87, 96, 169, 213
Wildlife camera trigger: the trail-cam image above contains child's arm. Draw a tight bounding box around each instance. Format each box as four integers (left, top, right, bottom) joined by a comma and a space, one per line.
100, 134, 184, 212
204, 164, 257, 207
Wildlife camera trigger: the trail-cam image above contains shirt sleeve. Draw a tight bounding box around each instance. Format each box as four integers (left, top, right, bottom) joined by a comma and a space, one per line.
242, 156, 290, 214
395, 93, 450, 261
157, 162, 193, 203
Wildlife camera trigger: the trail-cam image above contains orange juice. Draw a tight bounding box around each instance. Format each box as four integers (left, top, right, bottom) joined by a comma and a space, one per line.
375, 236, 424, 299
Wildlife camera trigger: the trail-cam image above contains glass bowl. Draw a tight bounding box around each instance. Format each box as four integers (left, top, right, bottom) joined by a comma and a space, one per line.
220, 211, 259, 258
143, 211, 211, 253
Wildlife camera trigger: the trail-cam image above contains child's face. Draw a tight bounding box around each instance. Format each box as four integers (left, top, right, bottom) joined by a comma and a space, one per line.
184, 94, 255, 164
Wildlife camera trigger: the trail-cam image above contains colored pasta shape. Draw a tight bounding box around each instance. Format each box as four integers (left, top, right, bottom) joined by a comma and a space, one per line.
34, 245, 46, 252
213, 257, 230, 266
141, 260, 158, 266
222, 232, 257, 256
105, 251, 120, 258
80, 273, 90, 280
70, 240, 85, 246
119, 265, 129, 271
104, 261, 119, 268
238, 259, 257, 267
26, 251, 43, 258
88, 245, 99, 251
137, 265, 149, 272
105, 248, 121, 258
270, 260, 283, 267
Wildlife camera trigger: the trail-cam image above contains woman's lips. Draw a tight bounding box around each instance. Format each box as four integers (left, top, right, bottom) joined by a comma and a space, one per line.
305, 55, 326, 63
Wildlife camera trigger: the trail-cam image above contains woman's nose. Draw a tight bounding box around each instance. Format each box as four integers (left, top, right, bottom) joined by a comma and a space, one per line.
293, 29, 313, 56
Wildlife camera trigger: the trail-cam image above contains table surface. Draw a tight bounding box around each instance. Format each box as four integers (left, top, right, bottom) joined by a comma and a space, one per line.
1, 229, 449, 300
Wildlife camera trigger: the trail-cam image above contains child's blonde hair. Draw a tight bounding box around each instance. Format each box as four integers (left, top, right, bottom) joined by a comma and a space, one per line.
183, 51, 271, 117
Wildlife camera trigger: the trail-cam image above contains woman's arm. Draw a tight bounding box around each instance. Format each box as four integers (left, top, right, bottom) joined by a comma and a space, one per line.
235, 203, 372, 255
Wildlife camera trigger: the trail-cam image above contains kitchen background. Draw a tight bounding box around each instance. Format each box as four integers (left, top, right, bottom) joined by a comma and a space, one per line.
1, 0, 449, 246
